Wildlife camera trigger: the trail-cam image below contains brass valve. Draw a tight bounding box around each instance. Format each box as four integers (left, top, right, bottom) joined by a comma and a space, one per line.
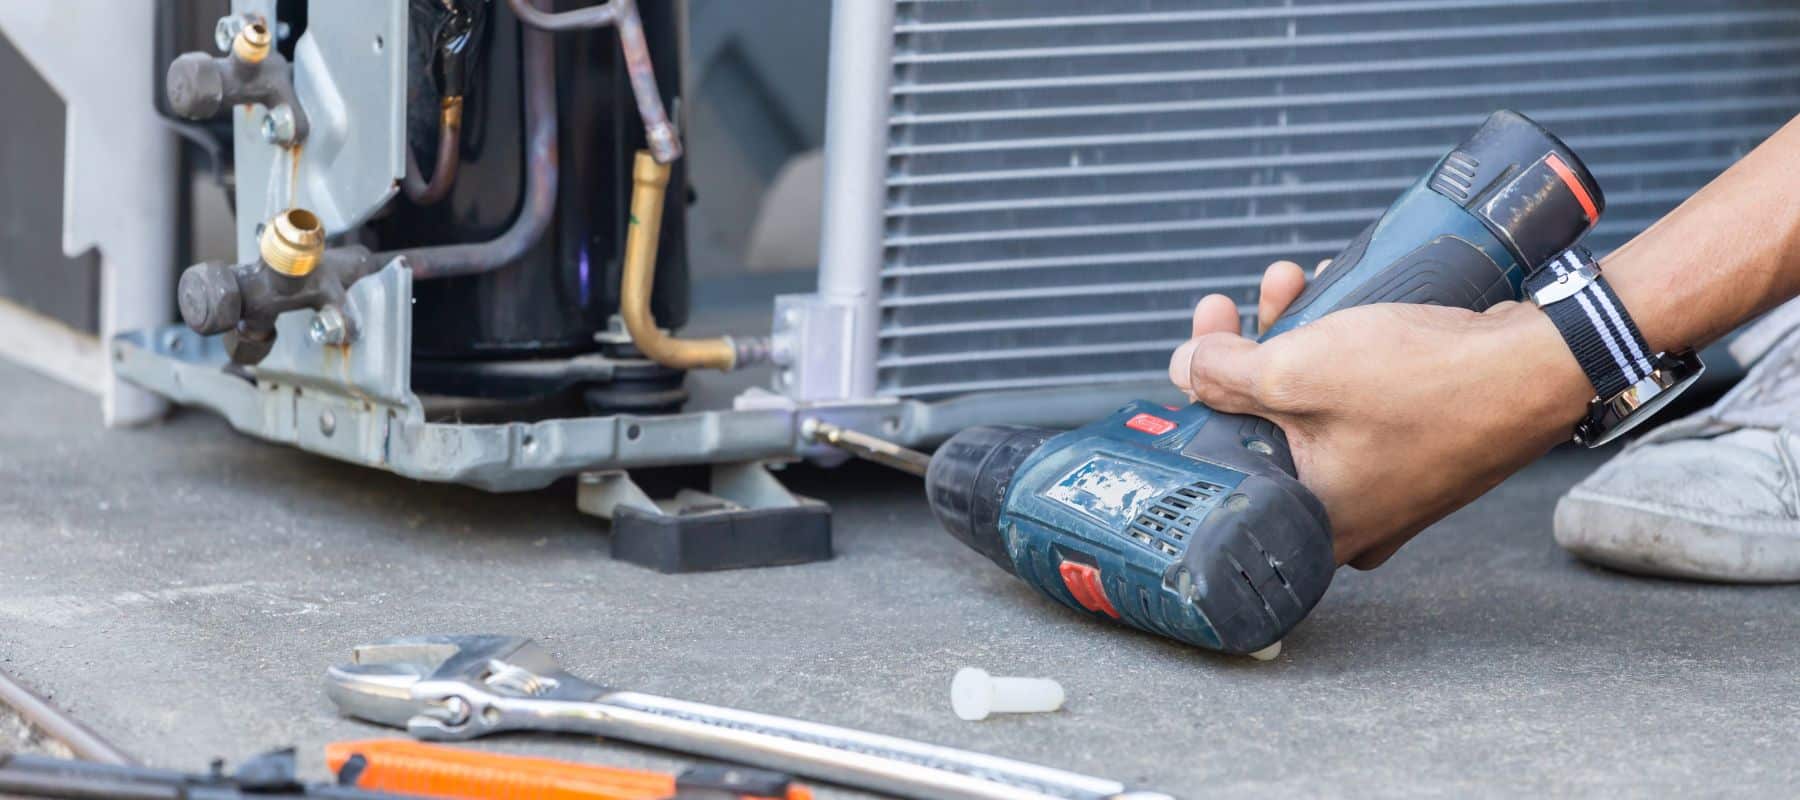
233, 20, 272, 64
259, 208, 325, 277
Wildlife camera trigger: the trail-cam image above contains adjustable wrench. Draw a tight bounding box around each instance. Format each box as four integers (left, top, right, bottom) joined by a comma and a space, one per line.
326, 635, 1172, 800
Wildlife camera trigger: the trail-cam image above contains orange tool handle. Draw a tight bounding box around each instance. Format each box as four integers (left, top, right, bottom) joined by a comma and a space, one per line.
326, 739, 812, 800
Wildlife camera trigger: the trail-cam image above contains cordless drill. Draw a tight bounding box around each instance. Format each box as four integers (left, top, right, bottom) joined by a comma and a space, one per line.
925, 111, 1605, 656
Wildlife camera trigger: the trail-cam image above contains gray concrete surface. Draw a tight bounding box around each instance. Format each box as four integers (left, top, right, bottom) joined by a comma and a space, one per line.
2, 357, 1797, 798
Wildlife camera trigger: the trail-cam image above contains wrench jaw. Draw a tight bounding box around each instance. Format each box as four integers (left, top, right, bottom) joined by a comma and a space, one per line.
325, 661, 437, 730
328, 635, 613, 741
327, 635, 552, 734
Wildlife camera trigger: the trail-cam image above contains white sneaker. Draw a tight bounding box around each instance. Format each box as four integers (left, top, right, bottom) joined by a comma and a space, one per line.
1554, 299, 1800, 582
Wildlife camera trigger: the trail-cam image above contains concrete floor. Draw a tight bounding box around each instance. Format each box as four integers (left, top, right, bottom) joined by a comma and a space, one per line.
3, 357, 1798, 798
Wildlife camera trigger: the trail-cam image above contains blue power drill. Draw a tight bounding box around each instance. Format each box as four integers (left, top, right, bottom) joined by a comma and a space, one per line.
924, 110, 1605, 656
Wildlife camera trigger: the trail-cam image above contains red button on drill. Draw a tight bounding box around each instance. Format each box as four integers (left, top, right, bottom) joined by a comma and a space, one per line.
1058, 562, 1120, 619
1125, 413, 1176, 435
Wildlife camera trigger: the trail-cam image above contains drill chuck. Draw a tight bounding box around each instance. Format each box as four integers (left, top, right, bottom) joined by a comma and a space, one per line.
926, 425, 1056, 572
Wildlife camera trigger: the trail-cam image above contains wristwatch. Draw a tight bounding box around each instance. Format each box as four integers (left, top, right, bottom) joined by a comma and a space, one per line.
1527, 246, 1704, 447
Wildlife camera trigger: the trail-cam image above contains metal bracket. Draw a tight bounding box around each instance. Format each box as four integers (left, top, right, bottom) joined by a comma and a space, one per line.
770, 293, 860, 402
232, 0, 407, 262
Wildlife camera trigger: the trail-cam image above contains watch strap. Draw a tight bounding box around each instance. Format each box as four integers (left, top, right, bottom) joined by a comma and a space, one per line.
1526, 247, 1653, 399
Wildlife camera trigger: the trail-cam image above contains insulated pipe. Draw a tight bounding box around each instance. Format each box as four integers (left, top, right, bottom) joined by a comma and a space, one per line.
620, 152, 741, 371
393, 2, 557, 280
504, 0, 680, 163
813, 0, 895, 401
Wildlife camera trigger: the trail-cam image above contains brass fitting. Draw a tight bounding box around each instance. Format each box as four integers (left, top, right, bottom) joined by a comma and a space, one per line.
441, 95, 464, 130
259, 208, 325, 277
619, 151, 739, 371
233, 21, 272, 64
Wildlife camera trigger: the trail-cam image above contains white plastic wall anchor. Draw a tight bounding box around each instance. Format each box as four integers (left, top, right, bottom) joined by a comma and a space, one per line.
1248, 641, 1283, 662
951, 667, 1064, 722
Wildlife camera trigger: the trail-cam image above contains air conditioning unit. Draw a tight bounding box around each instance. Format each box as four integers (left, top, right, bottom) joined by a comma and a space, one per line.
25, 0, 1792, 553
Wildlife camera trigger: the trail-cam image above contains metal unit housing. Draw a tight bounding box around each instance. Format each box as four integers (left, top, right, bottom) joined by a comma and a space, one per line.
866, 0, 1800, 400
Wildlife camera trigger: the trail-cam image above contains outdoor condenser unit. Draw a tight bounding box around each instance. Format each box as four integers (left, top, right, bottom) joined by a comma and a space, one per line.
848, 0, 1800, 403
89, 0, 1800, 532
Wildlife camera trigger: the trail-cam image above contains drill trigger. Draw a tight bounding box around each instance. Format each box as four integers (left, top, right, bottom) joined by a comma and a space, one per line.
1057, 561, 1120, 619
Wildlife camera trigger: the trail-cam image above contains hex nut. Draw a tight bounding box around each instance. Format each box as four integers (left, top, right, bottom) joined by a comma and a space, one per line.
309, 307, 351, 347
213, 15, 245, 52
261, 105, 297, 145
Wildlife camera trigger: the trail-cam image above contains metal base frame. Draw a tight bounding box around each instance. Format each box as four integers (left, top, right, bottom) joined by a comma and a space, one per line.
114, 260, 1178, 494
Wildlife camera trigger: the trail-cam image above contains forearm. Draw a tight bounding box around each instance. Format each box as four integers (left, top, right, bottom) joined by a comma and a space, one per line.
1178, 118, 1800, 566
1483, 114, 1800, 446
1605, 114, 1800, 353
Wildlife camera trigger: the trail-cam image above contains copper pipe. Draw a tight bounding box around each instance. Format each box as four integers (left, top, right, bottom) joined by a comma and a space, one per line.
0, 667, 134, 765
402, 96, 464, 206
620, 151, 738, 370
505, 0, 618, 30
504, 0, 680, 163
394, 1, 557, 280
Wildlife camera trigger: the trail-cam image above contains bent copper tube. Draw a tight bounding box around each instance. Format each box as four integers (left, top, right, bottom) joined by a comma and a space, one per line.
505, 0, 681, 163
392, 0, 557, 280
402, 97, 464, 207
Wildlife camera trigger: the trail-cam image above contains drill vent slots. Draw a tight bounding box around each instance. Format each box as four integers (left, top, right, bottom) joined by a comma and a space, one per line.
1128, 480, 1226, 557
1430, 150, 1479, 202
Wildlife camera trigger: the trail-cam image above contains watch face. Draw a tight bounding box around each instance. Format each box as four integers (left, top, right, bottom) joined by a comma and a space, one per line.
1576, 350, 1706, 447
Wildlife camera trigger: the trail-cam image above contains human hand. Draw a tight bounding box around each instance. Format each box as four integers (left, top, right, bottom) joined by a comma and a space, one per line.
1168, 261, 1593, 568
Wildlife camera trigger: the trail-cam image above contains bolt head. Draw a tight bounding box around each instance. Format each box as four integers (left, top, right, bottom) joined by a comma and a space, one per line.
214, 16, 245, 52
318, 410, 337, 436
261, 106, 297, 145
308, 307, 350, 346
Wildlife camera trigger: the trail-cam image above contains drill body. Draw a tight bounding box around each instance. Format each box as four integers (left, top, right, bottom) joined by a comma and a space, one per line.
927, 111, 1605, 654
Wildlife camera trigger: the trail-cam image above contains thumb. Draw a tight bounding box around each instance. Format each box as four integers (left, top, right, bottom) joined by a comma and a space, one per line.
1169, 332, 1267, 416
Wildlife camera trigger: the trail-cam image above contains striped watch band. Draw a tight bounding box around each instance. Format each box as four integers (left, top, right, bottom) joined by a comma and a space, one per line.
1526, 247, 1653, 400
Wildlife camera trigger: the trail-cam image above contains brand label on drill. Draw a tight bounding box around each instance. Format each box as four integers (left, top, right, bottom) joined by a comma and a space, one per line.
1043, 456, 1169, 528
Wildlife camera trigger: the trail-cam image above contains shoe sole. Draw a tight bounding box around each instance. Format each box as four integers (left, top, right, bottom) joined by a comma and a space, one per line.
1554, 488, 1800, 583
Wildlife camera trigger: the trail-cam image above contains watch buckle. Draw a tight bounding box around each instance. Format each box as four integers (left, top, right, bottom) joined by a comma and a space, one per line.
1574, 349, 1706, 447
1531, 260, 1603, 307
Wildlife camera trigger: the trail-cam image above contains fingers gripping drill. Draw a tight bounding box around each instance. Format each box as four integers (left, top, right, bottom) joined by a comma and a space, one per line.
821, 111, 1606, 656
